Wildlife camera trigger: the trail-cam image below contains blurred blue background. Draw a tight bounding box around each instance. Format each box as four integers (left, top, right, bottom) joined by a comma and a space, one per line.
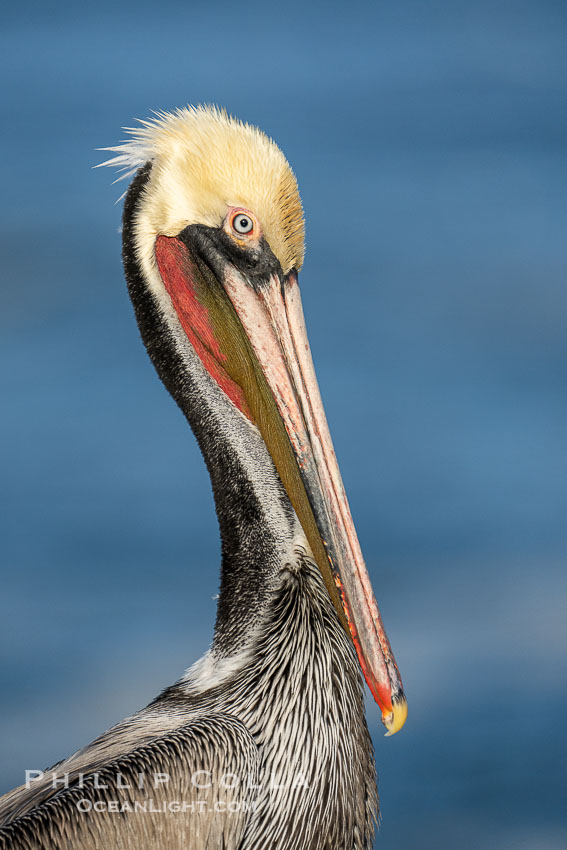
1, 1, 566, 847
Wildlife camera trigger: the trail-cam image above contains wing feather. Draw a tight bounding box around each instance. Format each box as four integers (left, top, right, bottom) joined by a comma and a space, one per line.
0, 714, 259, 850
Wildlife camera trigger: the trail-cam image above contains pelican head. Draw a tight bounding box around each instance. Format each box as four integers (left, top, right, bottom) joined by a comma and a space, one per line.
102, 105, 406, 735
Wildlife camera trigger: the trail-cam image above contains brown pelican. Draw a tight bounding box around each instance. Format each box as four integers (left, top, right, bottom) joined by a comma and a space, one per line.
0, 106, 406, 849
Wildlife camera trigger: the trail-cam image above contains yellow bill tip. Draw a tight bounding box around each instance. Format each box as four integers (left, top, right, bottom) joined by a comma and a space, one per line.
383, 696, 408, 737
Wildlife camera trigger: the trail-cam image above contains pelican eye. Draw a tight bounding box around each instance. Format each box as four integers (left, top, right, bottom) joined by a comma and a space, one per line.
232, 213, 254, 235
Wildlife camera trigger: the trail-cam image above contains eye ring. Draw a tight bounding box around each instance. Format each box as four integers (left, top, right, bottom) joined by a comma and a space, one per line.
232, 212, 255, 235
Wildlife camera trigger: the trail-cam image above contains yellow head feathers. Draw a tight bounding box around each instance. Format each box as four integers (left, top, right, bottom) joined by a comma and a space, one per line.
102, 105, 305, 275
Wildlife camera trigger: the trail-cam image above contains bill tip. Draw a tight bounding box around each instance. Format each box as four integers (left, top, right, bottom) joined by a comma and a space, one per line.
383, 696, 408, 737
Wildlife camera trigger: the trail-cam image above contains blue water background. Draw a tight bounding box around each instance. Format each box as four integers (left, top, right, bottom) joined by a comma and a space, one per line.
1, 1, 566, 847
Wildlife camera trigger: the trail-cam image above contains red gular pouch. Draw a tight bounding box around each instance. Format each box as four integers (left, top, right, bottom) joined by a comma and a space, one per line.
155, 235, 254, 423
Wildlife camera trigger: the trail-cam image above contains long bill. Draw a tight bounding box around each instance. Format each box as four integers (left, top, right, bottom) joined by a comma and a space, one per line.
155, 234, 407, 735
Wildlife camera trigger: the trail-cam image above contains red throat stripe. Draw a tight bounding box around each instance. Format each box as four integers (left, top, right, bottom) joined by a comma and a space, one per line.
154, 235, 253, 422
